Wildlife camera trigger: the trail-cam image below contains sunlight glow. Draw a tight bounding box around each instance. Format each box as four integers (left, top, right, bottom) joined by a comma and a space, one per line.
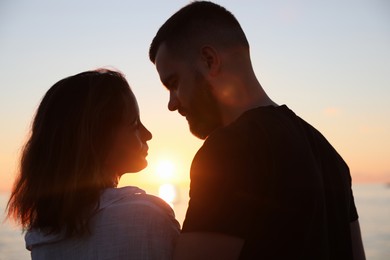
155, 160, 175, 180
158, 183, 177, 207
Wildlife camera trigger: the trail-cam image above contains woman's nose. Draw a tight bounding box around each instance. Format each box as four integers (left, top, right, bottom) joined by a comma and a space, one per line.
141, 124, 152, 141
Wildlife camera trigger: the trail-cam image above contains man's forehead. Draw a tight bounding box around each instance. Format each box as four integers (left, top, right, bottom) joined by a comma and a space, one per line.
155, 43, 171, 65
155, 44, 179, 78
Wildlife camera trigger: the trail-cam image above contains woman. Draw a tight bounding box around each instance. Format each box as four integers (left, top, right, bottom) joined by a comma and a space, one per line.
7, 69, 180, 259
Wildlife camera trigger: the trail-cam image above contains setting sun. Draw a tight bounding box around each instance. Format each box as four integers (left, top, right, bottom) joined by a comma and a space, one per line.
155, 159, 175, 180
154, 160, 180, 207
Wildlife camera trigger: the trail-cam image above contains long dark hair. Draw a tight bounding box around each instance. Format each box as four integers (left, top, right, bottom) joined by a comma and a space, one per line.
7, 69, 134, 237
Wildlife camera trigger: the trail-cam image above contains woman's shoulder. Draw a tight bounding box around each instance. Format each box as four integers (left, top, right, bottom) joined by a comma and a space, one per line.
101, 186, 166, 206
99, 187, 178, 224
93, 187, 180, 257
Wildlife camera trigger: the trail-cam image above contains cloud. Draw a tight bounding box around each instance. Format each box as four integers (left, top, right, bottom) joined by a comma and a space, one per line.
322, 107, 341, 117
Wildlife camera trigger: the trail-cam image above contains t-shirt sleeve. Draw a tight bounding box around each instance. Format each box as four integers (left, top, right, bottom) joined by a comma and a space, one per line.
349, 188, 359, 221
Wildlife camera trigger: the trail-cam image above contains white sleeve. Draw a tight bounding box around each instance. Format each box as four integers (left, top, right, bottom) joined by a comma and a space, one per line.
94, 194, 180, 260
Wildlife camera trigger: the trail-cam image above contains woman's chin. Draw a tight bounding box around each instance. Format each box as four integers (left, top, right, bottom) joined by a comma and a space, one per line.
126, 161, 148, 174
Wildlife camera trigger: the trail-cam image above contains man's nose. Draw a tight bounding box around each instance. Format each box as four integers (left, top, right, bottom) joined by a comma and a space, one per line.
168, 92, 179, 111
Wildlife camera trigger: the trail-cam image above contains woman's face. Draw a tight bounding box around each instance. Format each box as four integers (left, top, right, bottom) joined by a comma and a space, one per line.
105, 92, 152, 176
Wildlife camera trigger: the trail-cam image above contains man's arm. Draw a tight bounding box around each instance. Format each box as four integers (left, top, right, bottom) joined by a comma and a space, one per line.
173, 232, 244, 260
350, 220, 366, 260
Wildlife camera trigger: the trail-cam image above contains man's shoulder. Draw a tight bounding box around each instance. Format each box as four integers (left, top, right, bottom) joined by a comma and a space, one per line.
204, 105, 296, 146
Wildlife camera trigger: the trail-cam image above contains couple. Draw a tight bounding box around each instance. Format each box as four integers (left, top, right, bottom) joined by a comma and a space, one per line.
7, 2, 365, 260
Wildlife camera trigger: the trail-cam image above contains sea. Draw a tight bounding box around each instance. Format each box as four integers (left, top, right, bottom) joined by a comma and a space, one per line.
0, 183, 389, 260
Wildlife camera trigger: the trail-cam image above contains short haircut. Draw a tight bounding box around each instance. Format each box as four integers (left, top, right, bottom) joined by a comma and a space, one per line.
149, 1, 249, 63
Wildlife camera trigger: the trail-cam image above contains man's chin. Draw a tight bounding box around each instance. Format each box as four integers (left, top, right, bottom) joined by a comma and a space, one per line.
189, 123, 211, 140
191, 131, 208, 140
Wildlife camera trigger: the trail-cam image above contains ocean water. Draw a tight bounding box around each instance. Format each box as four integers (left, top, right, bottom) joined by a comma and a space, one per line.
1, 184, 389, 260
353, 184, 390, 259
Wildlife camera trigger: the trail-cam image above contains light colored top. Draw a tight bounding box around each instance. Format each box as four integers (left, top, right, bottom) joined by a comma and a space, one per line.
25, 186, 180, 260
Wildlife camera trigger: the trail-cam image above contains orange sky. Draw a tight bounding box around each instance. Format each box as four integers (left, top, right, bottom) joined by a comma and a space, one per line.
1, 1, 389, 192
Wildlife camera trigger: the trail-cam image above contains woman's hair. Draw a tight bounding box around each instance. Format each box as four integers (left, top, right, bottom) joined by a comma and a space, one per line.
7, 69, 134, 237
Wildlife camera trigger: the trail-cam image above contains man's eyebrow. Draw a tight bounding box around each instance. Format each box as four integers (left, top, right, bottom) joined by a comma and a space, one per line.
161, 74, 175, 89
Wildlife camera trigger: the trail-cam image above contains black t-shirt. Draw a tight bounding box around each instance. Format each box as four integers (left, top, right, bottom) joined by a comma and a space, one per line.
182, 105, 358, 259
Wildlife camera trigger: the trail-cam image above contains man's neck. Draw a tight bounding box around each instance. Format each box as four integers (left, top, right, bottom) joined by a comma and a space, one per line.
221, 95, 278, 126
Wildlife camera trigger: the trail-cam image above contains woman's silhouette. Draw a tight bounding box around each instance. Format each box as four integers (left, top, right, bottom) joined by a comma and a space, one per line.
7, 69, 180, 259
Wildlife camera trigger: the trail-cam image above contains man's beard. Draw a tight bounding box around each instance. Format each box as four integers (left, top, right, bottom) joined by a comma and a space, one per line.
186, 71, 223, 140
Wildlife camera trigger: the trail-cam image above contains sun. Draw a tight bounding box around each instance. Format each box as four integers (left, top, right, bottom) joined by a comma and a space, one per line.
155, 159, 175, 180
154, 159, 180, 206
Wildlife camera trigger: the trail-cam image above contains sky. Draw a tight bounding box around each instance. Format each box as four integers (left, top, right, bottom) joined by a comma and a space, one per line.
1, 0, 389, 193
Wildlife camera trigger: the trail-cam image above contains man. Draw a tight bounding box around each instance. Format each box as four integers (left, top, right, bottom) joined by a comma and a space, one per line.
149, 1, 365, 259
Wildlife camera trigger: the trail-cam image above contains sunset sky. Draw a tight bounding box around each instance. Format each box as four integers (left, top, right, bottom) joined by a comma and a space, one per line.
1, 0, 389, 193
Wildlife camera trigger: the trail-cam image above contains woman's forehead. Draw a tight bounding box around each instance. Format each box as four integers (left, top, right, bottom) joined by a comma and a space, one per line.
123, 91, 139, 117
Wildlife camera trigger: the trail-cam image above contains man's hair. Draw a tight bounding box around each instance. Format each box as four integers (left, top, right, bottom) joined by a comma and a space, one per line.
149, 1, 249, 63
7, 69, 134, 237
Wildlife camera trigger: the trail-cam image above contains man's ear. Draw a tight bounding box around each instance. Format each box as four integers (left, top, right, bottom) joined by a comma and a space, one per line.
200, 45, 220, 77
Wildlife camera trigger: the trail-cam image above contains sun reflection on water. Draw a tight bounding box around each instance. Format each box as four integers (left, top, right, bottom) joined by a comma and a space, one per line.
158, 183, 178, 208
